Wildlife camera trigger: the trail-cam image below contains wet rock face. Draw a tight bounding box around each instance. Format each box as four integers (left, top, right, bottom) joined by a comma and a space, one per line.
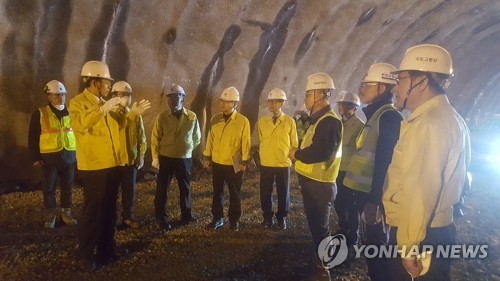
1, 0, 500, 182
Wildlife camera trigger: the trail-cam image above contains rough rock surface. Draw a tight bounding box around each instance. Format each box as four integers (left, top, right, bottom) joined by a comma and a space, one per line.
1, 1, 500, 183
0, 168, 498, 281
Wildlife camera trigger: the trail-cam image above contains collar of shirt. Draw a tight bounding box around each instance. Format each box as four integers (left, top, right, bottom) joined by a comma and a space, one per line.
406, 95, 449, 123
218, 110, 237, 123
309, 105, 332, 124
167, 107, 188, 117
362, 95, 393, 121
82, 89, 101, 106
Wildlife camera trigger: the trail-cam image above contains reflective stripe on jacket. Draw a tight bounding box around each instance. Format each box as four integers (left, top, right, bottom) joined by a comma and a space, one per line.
344, 104, 398, 192
339, 115, 365, 171
39, 105, 76, 153
258, 114, 298, 167
295, 110, 342, 183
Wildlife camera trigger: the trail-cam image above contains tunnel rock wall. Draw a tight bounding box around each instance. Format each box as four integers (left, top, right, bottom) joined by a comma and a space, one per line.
1, 0, 500, 184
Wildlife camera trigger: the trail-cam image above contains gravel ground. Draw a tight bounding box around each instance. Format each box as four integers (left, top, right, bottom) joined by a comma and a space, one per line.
0, 168, 498, 281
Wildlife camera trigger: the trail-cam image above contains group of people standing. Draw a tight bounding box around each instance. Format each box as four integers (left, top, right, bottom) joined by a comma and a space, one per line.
27, 42, 470, 281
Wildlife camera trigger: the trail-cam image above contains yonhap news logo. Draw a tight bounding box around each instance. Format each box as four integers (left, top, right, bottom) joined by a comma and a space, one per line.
317, 234, 349, 268
318, 234, 488, 269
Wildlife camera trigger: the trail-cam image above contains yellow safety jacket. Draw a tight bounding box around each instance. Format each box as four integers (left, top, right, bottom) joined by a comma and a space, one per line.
203, 110, 251, 166
69, 89, 130, 170
344, 104, 398, 192
258, 114, 298, 167
295, 110, 342, 183
39, 105, 76, 153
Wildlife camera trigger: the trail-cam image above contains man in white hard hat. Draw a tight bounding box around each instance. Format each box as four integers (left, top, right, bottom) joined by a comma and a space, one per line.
257, 88, 298, 230
151, 84, 201, 230
203, 86, 251, 231
69, 61, 151, 270
110, 81, 147, 229
342, 63, 403, 279
382, 44, 470, 280
289, 72, 343, 280
332, 91, 364, 256
28, 80, 77, 229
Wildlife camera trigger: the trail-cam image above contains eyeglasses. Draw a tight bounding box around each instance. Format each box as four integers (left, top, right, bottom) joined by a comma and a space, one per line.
359, 82, 378, 89
50, 93, 66, 97
395, 76, 410, 86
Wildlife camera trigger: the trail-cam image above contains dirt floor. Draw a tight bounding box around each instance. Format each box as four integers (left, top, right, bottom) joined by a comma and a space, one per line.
0, 167, 499, 281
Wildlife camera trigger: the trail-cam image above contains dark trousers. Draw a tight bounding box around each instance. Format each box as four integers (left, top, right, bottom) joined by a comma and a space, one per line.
211, 162, 243, 223
387, 224, 456, 281
118, 165, 137, 220
41, 160, 75, 210
334, 171, 368, 247
77, 167, 121, 260
154, 156, 193, 221
259, 166, 290, 220
299, 175, 336, 252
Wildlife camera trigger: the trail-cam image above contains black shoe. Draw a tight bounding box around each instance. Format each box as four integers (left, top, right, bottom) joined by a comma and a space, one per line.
260, 217, 274, 228
158, 218, 172, 231
181, 216, 198, 225
229, 221, 240, 232
207, 218, 224, 229
277, 218, 287, 230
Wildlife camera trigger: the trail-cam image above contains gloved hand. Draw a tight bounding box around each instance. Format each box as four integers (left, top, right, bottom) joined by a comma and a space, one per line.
33, 160, 44, 167
151, 158, 159, 169
101, 97, 121, 114
135, 157, 144, 170
131, 99, 152, 115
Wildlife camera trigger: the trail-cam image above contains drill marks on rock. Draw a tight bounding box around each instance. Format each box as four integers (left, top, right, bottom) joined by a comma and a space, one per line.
240, 0, 297, 131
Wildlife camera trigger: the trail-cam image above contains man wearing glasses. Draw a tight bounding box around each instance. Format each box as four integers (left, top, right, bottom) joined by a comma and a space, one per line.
289, 72, 342, 281
151, 84, 201, 230
28, 80, 77, 229
343, 63, 403, 280
383, 44, 470, 280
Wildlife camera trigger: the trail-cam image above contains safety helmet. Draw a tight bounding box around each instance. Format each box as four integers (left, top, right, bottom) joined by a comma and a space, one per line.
267, 88, 287, 101
337, 91, 360, 106
44, 80, 67, 94
169, 84, 186, 96
393, 44, 453, 75
362, 63, 398, 84
220, 86, 240, 102
80, 60, 113, 81
306, 72, 335, 91
111, 81, 132, 93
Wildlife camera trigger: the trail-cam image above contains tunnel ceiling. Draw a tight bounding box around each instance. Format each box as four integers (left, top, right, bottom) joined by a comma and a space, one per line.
1, 0, 499, 182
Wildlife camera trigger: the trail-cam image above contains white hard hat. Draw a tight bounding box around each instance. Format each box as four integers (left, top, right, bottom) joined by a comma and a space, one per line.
306, 72, 335, 91
80, 60, 113, 81
111, 81, 132, 93
337, 91, 360, 106
220, 86, 240, 101
393, 44, 453, 75
362, 63, 398, 84
44, 80, 67, 94
267, 88, 287, 100
169, 84, 186, 96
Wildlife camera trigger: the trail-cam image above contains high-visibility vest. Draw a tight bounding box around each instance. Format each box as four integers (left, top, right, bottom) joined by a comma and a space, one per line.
344, 104, 399, 192
39, 105, 76, 153
295, 110, 342, 183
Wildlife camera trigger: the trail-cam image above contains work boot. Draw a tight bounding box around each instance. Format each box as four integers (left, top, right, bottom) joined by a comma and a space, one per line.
61, 208, 78, 225
44, 210, 57, 229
